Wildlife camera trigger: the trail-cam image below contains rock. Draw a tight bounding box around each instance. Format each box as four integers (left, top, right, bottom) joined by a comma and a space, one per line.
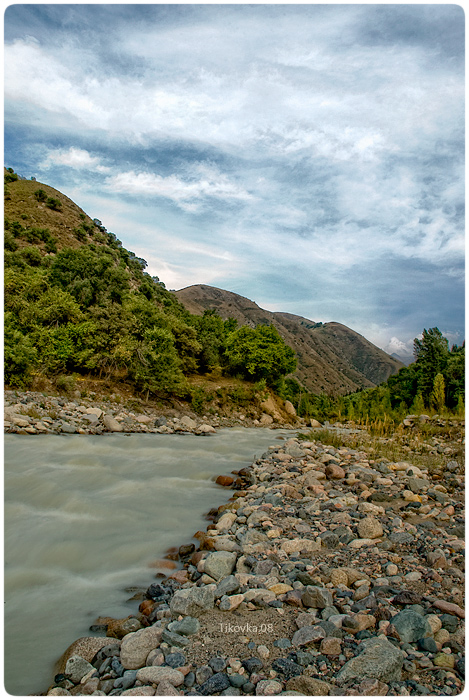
120, 626, 163, 670
219, 594, 244, 611
433, 653, 455, 669
64, 656, 95, 684
216, 475, 235, 487
167, 617, 200, 636
271, 658, 303, 679
427, 549, 447, 568
170, 586, 215, 616
260, 413, 274, 426
310, 419, 322, 428
56, 637, 114, 674
199, 672, 231, 695
102, 414, 123, 432
136, 667, 185, 686
285, 676, 331, 695
106, 617, 142, 639
325, 464, 346, 479
357, 516, 383, 539
292, 625, 325, 646
162, 629, 190, 647
215, 575, 240, 598
198, 424, 216, 434
281, 538, 321, 555
432, 600, 465, 618
320, 637, 342, 655
121, 688, 156, 696
204, 551, 238, 580
284, 401, 296, 417
302, 586, 333, 609
390, 609, 432, 643
256, 679, 283, 695
179, 416, 197, 430
335, 636, 404, 683
155, 680, 181, 695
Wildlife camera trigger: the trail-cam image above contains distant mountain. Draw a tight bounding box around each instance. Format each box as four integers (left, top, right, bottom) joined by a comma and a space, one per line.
391, 352, 415, 367
175, 284, 404, 395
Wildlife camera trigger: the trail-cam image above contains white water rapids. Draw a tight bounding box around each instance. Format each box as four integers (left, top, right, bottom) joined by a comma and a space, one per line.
4, 428, 291, 695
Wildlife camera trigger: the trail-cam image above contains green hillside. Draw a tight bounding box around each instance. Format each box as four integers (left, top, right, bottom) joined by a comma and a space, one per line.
4, 168, 296, 411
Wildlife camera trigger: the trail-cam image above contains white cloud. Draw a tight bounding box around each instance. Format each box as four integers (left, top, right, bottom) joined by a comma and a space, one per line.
40, 147, 110, 173
104, 166, 254, 211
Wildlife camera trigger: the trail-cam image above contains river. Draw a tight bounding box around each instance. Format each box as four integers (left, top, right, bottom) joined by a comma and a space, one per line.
4, 428, 291, 695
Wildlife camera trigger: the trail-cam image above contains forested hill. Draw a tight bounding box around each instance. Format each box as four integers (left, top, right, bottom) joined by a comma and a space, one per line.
4, 168, 298, 405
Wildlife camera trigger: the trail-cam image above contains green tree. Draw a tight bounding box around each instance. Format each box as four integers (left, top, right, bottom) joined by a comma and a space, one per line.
225, 324, 296, 384
4, 313, 38, 387
413, 328, 449, 403
431, 373, 446, 413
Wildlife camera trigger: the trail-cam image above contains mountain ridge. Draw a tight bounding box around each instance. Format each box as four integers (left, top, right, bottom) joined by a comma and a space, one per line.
175, 284, 404, 395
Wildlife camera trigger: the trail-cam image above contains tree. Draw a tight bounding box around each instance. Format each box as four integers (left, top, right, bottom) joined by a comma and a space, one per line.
225, 324, 296, 384
413, 328, 449, 403
431, 373, 446, 413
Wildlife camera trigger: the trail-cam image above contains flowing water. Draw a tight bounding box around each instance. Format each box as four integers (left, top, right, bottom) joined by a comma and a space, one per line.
4, 428, 291, 695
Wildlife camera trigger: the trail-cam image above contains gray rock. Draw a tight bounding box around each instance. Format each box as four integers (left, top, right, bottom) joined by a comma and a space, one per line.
292, 625, 325, 647
302, 586, 333, 609
170, 586, 215, 617
120, 626, 163, 669
161, 629, 190, 647
60, 422, 77, 434
64, 655, 95, 683
103, 415, 123, 432
335, 636, 404, 683
136, 667, 185, 686
204, 551, 238, 581
215, 575, 240, 598
390, 609, 432, 643
167, 617, 200, 636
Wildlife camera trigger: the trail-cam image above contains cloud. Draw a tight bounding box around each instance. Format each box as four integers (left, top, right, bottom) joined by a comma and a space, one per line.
104, 165, 254, 211
40, 147, 110, 173
4, 5, 464, 353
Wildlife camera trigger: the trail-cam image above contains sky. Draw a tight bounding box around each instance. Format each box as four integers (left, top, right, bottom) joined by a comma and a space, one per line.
4, 3, 465, 358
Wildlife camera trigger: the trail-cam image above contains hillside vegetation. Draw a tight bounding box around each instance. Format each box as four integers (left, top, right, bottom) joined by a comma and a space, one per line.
3, 168, 296, 416
175, 285, 404, 394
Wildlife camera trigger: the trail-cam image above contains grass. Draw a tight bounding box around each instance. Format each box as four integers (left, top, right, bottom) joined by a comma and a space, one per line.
299, 416, 464, 474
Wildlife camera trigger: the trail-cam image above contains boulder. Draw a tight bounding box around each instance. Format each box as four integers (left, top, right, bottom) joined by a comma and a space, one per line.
120, 626, 164, 670
335, 636, 403, 683
103, 414, 123, 432
204, 551, 238, 580
169, 586, 215, 617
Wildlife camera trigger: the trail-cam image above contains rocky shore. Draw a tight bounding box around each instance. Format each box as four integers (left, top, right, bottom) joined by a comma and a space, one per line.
40, 426, 465, 696
4, 390, 299, 436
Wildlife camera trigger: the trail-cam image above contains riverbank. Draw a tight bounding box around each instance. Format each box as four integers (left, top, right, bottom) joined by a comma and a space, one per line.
42, 425, 465, 696
4, 389, 301, 436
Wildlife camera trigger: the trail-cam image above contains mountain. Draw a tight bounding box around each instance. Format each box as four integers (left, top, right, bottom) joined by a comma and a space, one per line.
391, 352, 415, 367
175, 285, 404, 395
